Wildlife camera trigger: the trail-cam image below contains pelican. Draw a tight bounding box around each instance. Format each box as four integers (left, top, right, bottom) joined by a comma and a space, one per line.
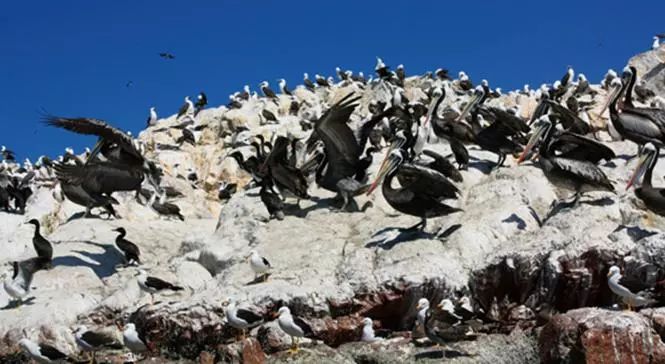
518, 117, 614, 206
626, 143, 665, 215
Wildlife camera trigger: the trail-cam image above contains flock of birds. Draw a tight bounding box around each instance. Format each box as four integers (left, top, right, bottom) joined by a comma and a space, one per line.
3, 36, 665, 361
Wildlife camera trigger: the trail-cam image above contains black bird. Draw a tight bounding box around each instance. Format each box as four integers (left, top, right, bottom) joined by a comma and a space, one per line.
1, 146, 15, 161
265, 136, 309, 200
218, 181, 237, 201
315, 74, 330, 87
113, 227, 141, 265
375, 58, 391, 79
278, 79, 292, 96
6, 171, 34, 214
518, 118, 614, 206
626, 143, 665, 215
194, 92, 207, 116
148, 191, 185, 221
26, 219, 53, 262
158, 52, 175, 60
137, 270, 183, 303
44, 116, 162, 199
260, 183, 285, 220
74, 325, 123, 363
259, 81, 279, 101
367, 149, 461, 232
303, 73, 316, 91
176, 128, 196, 145
261, 109, 278, 124
620, 67, 664, 125
59, 181, 118, 218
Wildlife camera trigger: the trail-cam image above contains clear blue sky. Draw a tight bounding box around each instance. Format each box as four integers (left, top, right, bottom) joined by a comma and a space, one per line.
2, 0, 663, 161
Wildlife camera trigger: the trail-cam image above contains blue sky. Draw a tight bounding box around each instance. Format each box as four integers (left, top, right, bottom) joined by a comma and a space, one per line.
2, 0, 663, 161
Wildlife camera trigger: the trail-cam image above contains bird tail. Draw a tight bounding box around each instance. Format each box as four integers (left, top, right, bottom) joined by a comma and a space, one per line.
177, 213, 185, 221
170, 285, 184, 291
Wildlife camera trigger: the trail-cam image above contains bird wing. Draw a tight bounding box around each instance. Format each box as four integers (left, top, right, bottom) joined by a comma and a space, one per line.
0, 173, 9, 188
236, 309, 263, 324
293, 317, 315, 337
549, 132, 616, 163
81, 331, 117, 347
624, 108, 665, 132
485, 107, 529, 134
43, 116, 142, 161
262, 257, 271, 267
356, 107, 394, 151
176, 102, 189, 118
145, 276, 177, 290
18, 171, 35, 189
38, 344, 68, 360
117, 239, 140, 259
421, 149, 463, 182
548, 157, 613, 190
398, 163, 459, 200
545, 100, 592, 134
316, 93, 363, 180
617, 112, 665, 142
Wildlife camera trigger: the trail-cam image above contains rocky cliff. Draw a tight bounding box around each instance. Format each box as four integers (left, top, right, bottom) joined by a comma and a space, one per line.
1, 45, 665, 363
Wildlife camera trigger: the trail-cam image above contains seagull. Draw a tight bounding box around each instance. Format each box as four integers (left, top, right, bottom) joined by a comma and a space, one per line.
113, 227, 141, 265
3, 257, 49, 307
245, 249, 271, 281
436, 299, 463, 325
222, 297, 264, 339
122, 323, 148, 355
136, 270, 183, 303
415, 298, 430, 328
455, 296, 475, 321
361, 318, 382, 342
607, 265, 655, 310
276, 306, 315, 353
18, 338, 70, 364
147, 107, 157, 127
176, 96, 194, 120
74, 325, 122, 363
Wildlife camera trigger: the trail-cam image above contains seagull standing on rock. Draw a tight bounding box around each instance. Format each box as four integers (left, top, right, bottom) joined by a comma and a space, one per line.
122, 323, 148, 359
136, 270, 183, 303
607, 265, 655, 310
246, 249, 271, 281
361, 318, 382, 342
18, 337, 71, 364
74, 325, 122, 363
147, 107, 157, 127
276, 306, 315, 353
222, 297, 264, 339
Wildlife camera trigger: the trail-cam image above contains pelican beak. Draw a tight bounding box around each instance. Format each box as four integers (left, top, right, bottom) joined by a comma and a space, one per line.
626, 152, 651, 190
424, 94, 443, 126
85, 138, 105, 166
517, 123, 546, 164
600, 82, 622, 115
456, 92, 481, 122
367, 152, 397, 195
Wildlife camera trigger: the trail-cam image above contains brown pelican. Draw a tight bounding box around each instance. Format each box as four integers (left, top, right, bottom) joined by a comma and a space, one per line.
44, 116, 162, 201
626, 143, 665, 215
603, 78, 665, 148
620, 67, 664, 122
518, 118, 614, 206
367, 148, 461, 232
265, 136, 309, 200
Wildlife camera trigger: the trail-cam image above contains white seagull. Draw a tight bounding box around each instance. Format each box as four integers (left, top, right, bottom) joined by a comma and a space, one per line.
361, 317, 382, 342
123, 323, 148, 354
607, 265, 654, 310
18, 338, 70, 364
246, 249, 271, 281
276, 306, 315, 353
415, 298, 430, 328
222, 297, 263, 339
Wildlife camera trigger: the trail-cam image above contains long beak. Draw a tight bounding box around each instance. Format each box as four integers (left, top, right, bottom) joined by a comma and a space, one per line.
599, 83, 622, 115
85, 138, 104, 166
517, 124, 546, 164
626, 153, 651, 190
456, 93, 480, 122
424, 94, 443, 126
366, 156, 394, 195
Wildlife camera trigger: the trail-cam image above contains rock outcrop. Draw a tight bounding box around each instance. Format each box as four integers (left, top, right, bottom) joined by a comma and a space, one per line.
1, 46, 664, 363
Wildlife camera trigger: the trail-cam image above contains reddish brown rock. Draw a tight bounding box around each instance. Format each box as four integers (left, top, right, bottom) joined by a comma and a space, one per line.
539, 308, 665, 364
310, 315, 363, 347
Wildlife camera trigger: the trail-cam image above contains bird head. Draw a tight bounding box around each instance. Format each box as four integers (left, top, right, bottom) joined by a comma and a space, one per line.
366, 148, 403, 195
26, 219, 39, 227
437, 298, 455, 312
607, 265, 621, 278
275, 306, 290, 318
517, 116, 552, 164
362, 317, 373, 326
221, 297, 234, 307
113, 227, 126, 234
415, 298, 429, 311
245, 250, 257, 261
456, 86, 484, 122
600, 77, 624, 115
627, 143, 657, 190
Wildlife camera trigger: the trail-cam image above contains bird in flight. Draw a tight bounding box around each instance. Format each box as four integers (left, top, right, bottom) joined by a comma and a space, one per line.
159, 52, 175, 60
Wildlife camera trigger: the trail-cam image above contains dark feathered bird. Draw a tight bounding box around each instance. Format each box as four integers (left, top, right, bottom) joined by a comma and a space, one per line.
218, 182, 237, 201
158, 52, 175, 60
176, 128, 196, 145
149, 191, 185, 221
113, 227, 141, 265
260, 183, 285, 220
261, 109, 278, 123
26, 219, 53, 262
194, 92, 207, 116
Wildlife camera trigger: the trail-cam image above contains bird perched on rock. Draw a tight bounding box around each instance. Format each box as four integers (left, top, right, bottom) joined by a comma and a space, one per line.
260, 184, 285, 220
147, 107, 157, 127
222, 298, 264, 339
607, 265, 655, 310
361, 318, 383, 342
3, 257, 50, 307
26, 219, 53, 262
136, 270, 183, 303
18, 338, 71, 364
74, 325, 123, 363
194, 92, 207, 116
218, 181, 237, 201
276, 306, 315, 353
246, 249, 271, 282
148, 190, 185, 221
122, 323, 148, 355
177, 96, 194, 120
415, 298, 430, 329
113, 227, 141, 266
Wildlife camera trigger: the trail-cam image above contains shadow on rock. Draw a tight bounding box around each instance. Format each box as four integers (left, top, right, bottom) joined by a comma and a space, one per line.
51, 241, 123, 281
